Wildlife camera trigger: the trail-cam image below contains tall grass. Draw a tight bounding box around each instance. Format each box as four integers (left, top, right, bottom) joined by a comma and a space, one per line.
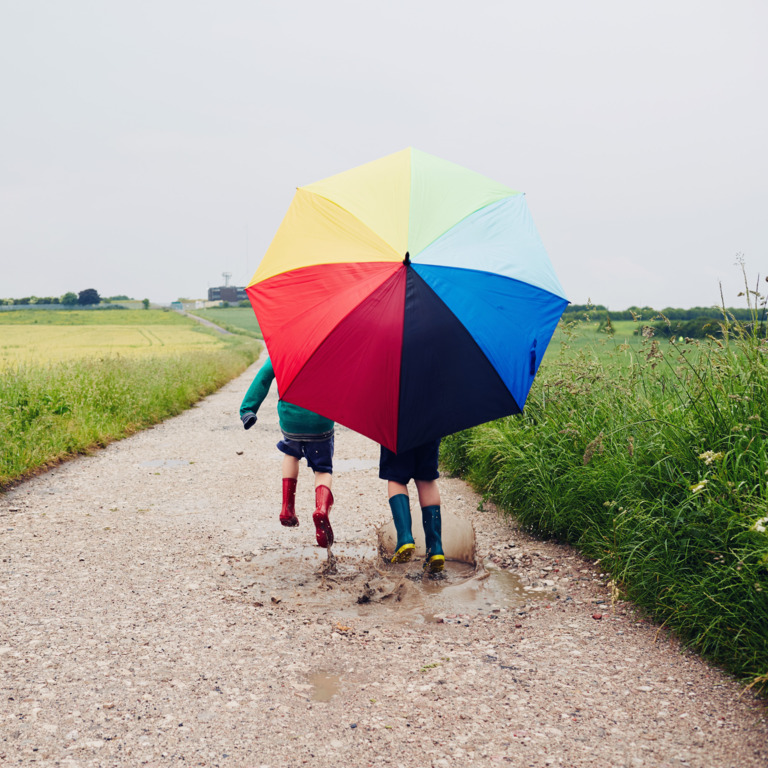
443, 290, 768, 688
1, 337, 260, 488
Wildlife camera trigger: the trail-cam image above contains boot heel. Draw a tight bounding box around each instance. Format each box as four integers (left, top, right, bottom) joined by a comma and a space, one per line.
424, 554, 445, 573
390, 542, 415, 564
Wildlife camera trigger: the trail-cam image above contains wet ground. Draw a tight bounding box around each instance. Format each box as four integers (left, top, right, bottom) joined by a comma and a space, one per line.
1, 355, 766, 767
225, 534, 535, 624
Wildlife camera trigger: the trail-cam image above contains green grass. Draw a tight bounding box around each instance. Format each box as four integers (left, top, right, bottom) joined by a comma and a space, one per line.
0, 309, 194, 325
442, 310, 768, 689
188, 307, 262, 338
0, 309, 235, 367
1, 333, 261, 488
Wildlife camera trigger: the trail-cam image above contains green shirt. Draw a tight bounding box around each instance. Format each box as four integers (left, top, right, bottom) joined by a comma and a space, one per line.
240, 357, 334, 438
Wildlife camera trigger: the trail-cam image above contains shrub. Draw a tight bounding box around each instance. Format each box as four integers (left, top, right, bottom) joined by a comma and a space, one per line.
443, 289, 768, 687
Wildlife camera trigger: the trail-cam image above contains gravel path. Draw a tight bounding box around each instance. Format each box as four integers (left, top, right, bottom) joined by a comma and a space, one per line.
2, 354, 766, 767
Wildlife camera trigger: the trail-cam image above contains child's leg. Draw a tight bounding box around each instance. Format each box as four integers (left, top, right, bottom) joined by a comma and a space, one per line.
307, 436, 334, 548
388, 480, 407, 498
414, 479, 440, 508
415, 479, 444, 573
312, 478, 334, 548
280, 454, 300, 527
282, 454, 300, 480
387, 481, 415, 563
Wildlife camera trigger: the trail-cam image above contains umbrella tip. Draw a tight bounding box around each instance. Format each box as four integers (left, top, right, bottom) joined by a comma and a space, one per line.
403, 252, 411, 266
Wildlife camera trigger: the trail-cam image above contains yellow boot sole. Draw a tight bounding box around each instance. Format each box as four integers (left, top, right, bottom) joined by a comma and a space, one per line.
391, 542, 415, 564
424, 554, 445, 573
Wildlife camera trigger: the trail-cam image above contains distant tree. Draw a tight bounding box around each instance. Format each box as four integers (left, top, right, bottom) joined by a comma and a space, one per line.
78, 288, 101, 306
14, 297, 31, 305
142, 298, 150, 310
107, 295, 131, 301
61, 292, 78, 306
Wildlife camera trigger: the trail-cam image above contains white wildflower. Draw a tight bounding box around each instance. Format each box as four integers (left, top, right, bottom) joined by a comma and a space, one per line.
698, 451, 723, 465
752, 517, 768, 534
690, 480, 708, 493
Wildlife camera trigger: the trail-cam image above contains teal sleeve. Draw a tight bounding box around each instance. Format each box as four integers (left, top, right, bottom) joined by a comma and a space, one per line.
240, 358, 275, 417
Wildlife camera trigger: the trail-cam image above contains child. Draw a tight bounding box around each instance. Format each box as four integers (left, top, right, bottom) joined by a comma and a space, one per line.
379, 438, 444, 573
240, 356, 335, 548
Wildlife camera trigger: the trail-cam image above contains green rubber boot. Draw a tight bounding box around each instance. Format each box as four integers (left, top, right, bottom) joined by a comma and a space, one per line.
422, 505, 445, 573
389, 494, 415, 563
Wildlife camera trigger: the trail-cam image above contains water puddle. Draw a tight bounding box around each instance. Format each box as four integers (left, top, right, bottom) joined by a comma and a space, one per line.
356, 559, 530, 623
225, 510, 545, 623
307, 672, 340, 702
332, 458, 379, 472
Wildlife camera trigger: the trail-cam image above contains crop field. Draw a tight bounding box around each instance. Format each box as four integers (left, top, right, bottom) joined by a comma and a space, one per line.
187, 307, 262, 338
0, 309, 229, 366
0, 309, 191, 326
546, 319, 650, 362
1, 309, 261, 488
0, 325, 226, 366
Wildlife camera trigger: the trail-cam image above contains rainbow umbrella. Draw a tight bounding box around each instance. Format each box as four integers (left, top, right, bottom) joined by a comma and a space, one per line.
246, 148, 568, 453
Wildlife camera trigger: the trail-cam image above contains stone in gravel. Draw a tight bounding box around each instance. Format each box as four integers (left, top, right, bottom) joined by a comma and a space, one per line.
592, 613, 603, 620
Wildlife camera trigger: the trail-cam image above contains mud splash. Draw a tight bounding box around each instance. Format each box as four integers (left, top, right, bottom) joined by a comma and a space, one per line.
375, 510, 478, 565
225, 511, 545, 623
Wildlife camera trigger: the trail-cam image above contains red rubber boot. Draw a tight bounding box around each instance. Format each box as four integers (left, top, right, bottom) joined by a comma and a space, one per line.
279, 478, 299, 527
312, 485, 334, 548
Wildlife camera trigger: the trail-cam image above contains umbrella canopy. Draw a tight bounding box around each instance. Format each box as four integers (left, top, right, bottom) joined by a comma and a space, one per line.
246, 148, 568, 453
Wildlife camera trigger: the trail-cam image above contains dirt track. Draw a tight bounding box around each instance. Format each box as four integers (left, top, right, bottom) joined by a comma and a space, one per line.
1, 353, 766, 767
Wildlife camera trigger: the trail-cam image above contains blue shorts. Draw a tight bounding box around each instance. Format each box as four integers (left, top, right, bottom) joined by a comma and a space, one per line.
277, 434, 334, 474
378, 439, 440, 485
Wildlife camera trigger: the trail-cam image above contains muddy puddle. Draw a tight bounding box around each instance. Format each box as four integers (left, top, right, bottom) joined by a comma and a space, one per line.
225, 512, 544, 623
140, 459, 191, 468
267, 456, 379, 473
307, 672, 340, 701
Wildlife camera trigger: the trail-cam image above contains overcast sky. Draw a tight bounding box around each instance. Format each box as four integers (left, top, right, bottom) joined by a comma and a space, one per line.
1, 1, 766, 310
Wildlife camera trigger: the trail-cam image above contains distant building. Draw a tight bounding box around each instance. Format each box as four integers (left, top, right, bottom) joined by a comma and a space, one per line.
208, 285, 248, 303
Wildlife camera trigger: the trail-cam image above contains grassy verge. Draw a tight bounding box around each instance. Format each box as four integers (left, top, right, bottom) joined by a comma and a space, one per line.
0, 308, 192, 326
442, 309, 768, 688
187, 307, 262, 338
1, 335, 261, 489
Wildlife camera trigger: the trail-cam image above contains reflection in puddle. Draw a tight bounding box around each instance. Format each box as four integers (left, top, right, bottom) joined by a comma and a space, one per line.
226, 517, 545, 624
139, 459, 190, 468
360, 559, 532, 623
267, 456, 379, 472
308, 672, 340, 701
332, 458, 379, 472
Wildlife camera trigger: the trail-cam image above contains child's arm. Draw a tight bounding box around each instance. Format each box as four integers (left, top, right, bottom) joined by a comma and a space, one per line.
239, 358, 275, 428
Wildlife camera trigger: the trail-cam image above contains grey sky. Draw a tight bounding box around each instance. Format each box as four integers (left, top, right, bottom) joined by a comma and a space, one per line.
1, 1, 766, 310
